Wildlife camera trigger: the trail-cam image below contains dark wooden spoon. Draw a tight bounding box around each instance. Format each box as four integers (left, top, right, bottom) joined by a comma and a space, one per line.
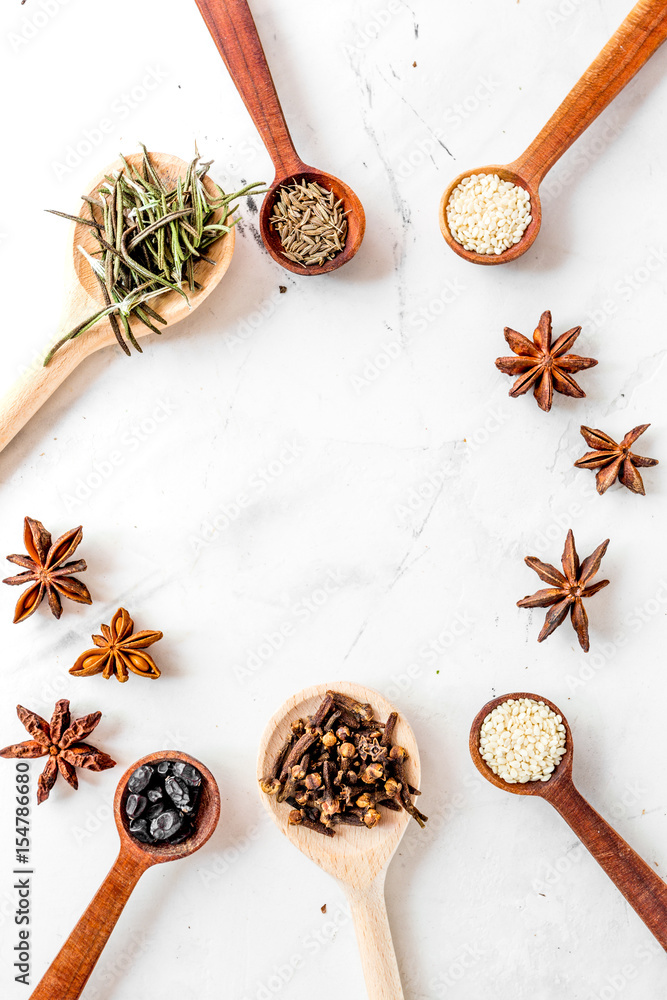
194, 0, 365, 275
470, 692, 667, 949
29, 750, 220, 1000
439, 0, 667, 265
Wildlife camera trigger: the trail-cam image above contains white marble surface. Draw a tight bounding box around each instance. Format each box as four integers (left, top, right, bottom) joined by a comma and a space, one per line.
1, 0, 667, 997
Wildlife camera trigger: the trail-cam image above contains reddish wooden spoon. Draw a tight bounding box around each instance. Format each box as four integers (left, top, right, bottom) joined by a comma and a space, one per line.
470, 692, 667, 949
194, 0, 365, 275
29, 750, 220, 1000
439, 0, 667, 265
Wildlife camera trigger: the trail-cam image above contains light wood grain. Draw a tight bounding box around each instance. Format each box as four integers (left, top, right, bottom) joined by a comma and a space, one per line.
258, 681, 423, 1000
470, 692, 667, 950
194, 0, 366, 275
440, 0, 667, 264
0, 152, 235, 456
29, 750, 221, 1000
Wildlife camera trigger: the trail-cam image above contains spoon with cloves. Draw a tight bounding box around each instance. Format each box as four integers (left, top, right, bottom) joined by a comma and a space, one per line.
194, 0, 365, 275
470, 692, 667, 949
28, 750, 220, 1000
258, 682, 424, 1000
439, 0, 667, 265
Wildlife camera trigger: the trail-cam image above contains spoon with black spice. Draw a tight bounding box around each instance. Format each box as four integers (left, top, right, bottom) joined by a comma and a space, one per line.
258, 682, 425, 1000
29, 750, 220, 1000
194, 0, 366, 275
470, 693, 667, 949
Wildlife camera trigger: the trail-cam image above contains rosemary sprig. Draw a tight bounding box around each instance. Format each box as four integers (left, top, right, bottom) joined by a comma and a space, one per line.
44, 145, 264, 366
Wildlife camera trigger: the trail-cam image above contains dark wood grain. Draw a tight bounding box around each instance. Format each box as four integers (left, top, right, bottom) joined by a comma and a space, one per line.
29, 750, 221, 1000
470, 692, 667, 950
440, 0, 667, 265
194, 0, 365, 275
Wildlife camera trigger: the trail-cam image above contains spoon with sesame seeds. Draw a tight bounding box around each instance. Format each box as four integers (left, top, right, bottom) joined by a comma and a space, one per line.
29, 750, 220, 1000
439, 0, 667, 265
194, 0, 365, 275
470, 693, 667, 949
258, 682, 423, 999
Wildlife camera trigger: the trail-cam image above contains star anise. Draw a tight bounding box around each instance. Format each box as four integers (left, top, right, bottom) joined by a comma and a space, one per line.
517, 529, 610, 652
0, 700, 115, 804
3, 517, 92, 623
495, 310, 597, 412
574, 424, 658, 495
70, 607, 163, 683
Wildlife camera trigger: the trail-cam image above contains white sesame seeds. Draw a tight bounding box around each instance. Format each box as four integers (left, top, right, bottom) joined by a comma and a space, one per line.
479, 698, 566, 784
446, 173, 532, 255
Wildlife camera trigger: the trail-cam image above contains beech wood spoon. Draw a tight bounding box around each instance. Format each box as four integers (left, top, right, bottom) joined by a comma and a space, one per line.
0, 152, 235, 456
439, 0, 667, 264
29, 750, 220, 1000
470, 692, 667, 949
258, 682, 422, 1000
194, 0, 366, 275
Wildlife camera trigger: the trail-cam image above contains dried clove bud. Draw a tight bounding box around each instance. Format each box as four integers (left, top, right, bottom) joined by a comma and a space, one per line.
260, 692, 427, 837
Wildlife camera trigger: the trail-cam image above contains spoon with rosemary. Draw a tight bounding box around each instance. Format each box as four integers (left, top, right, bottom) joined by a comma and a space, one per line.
0, 148, 259, 455
194, 0, 366, 275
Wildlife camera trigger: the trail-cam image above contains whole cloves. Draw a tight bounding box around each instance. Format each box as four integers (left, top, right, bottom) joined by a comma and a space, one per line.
260, 691, 427, 836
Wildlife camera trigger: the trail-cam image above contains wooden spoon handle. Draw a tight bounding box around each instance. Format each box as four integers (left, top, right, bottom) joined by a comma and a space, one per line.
513, 0, 667, 186
550, 781, 667, 949
29, 852, 150, 1000
194, 0, 304, 177
0, 333, 98, 455
345, 879, 404, 1000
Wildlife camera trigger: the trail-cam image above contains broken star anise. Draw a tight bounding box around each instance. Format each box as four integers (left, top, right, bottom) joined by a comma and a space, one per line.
495, 310, 598, 412
3, 517, 92, 623
517, 529, 610, 652
70, 607, 163, 683
0, 700, 115, 804
574, 424, 658, 495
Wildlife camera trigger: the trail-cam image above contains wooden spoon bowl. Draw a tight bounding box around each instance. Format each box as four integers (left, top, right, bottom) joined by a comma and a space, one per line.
258, 681, 421, 999
0, 151, 235, 455
259, 166, 366, 277
195, 0, 365, 275
470, 692, 667, 950
439, 165, 542, 267
29, 750, 220, 1000
439, 0, 667, 265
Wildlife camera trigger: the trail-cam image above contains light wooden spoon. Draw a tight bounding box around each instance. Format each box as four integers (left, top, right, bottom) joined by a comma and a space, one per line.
28, 750, 221, 1000
0, 151, 235, 455
470, 692, 667, 949
194, 0, 366, 276
258, 681, 423, 1000
439, 0, 667, 265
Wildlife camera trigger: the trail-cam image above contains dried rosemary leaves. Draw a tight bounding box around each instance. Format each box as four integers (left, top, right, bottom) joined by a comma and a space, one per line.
44, 145, 263, 364
260, 691, 427, 836
269, 179, 347, 266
